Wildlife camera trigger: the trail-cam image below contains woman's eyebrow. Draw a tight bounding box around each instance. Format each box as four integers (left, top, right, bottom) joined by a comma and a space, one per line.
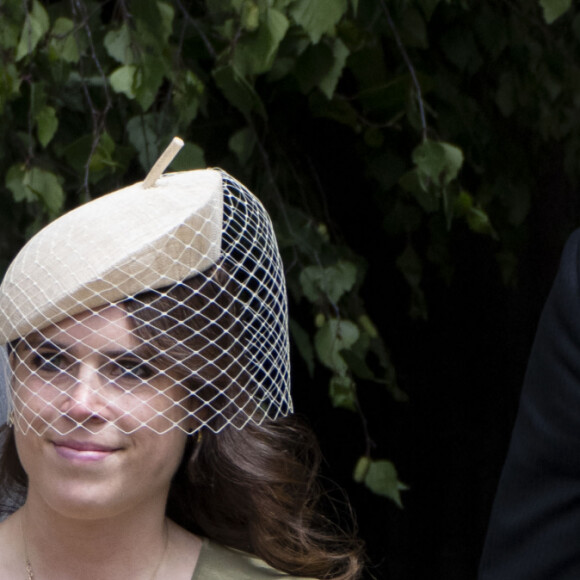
17, 340, 153, 361
101, 346, 151, 360
17, 336, 70, 353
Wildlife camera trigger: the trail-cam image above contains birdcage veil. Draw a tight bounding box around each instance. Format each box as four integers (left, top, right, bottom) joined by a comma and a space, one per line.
0, 139, 292, 436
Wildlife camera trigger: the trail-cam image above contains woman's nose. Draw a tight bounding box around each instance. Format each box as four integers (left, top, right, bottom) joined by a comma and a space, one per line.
59, 363, 107, 424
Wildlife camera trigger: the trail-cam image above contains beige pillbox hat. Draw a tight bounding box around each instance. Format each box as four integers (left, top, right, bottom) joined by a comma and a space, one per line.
0, 169, 223, 344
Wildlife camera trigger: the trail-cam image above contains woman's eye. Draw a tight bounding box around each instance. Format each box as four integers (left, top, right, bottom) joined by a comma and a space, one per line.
108, 358, 155, 382
29, 350, 69, 374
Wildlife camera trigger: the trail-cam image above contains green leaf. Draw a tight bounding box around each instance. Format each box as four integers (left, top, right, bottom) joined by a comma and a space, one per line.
109, 65, 137, 99
215, 17, 237, 42
0, 63, 21, 114
289, 318, 315, 377
539, 0, 572, 24
454, 191, 497, 237
315, 319, 360, 375
168, 142, 206, 171
241, 0, 260, 31
88, 132, 116, 173
28, 169, 64, 216
29, 82, 47, 119
454, 190, 474, 214
363, 459, 408, 507
229, 127, 257, 165
272, 0, 295, 8
130, 0, 173, 43
16, 0, 50, 61
61, 135, 92, 173
6, 165, 64, 216
353, 456, 371, 483
399, 169, 439, 212
134, 55, 166, 111
213, 65, 266, 118
127, 115, 159, 171
358, 315, 379, 339
342, 348, 375, 381
289, 0, 348, 43
173, 70, 204, 126
300, 260, 357, 304
266, 56, 296, 83
441, 183, 459, 230
234, 8, 289, 76
295, 42, 334, 94
329, 374, 357, 411
61, 133, 118, 182
6, 165, 32, 203
0, 17, 20, 50
466, 206, 495, 237
49, 17, 80, 63
36, 106, 58, 148
356, 75, 410, 118
157, 2, 175, 44
104, 24, 134, 65
106, 22, 168, 110
318, 38, 350, 99
412, 140, 464, 188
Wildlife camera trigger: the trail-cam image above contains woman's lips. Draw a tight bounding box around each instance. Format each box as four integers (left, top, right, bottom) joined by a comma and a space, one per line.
52, 439, 120, 462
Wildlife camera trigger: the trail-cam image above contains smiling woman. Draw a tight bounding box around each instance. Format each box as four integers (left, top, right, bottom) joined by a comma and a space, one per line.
0, 140, 363, 580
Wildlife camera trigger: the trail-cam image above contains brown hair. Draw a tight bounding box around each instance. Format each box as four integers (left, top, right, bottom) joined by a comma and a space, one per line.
126, 265, 364, 578
171, 418, 363, 579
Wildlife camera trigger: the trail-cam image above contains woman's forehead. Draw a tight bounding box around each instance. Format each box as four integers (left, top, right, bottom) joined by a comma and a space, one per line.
24, 305, 137, 350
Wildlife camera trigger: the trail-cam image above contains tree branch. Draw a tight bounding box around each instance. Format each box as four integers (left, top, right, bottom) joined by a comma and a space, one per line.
380, 0, 428, 141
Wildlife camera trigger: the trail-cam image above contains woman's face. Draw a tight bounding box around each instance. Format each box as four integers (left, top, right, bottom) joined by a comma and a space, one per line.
11, 306, 192, 520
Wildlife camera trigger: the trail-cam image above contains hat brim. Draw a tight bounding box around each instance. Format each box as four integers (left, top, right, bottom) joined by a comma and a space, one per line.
0, 169, 224, 344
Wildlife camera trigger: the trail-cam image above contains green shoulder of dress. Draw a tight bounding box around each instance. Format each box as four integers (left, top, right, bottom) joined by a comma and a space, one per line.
191, 538, 318, 580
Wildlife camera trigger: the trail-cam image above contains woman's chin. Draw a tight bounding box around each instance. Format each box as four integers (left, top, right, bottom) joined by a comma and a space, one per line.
31, 483, 132, 521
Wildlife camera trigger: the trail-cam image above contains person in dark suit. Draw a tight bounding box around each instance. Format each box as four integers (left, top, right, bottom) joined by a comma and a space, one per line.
479, 229, 580, 579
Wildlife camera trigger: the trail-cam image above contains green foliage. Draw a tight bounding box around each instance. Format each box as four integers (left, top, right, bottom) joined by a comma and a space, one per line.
16, 0, 49, 61
6, 165, 64, 218
412, 140, 463, 188
289, 0, 348, 43
300, 261, 357, 304
36, 106, 58, 147
354, 457, 409, 508
315, 318, 360, 376
232, 8, 289, 75
540, 0, 572, 23
1, 0, 578, 507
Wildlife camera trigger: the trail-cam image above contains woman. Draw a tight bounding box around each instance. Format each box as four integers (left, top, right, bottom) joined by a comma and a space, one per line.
0, 141, 363, 579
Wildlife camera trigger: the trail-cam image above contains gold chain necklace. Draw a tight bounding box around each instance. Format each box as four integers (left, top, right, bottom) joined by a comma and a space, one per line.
25, 558, 33, 580
22, 514, 169, 580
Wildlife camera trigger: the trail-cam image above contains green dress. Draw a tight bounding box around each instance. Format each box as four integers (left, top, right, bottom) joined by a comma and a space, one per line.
191, 538, 317, 579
